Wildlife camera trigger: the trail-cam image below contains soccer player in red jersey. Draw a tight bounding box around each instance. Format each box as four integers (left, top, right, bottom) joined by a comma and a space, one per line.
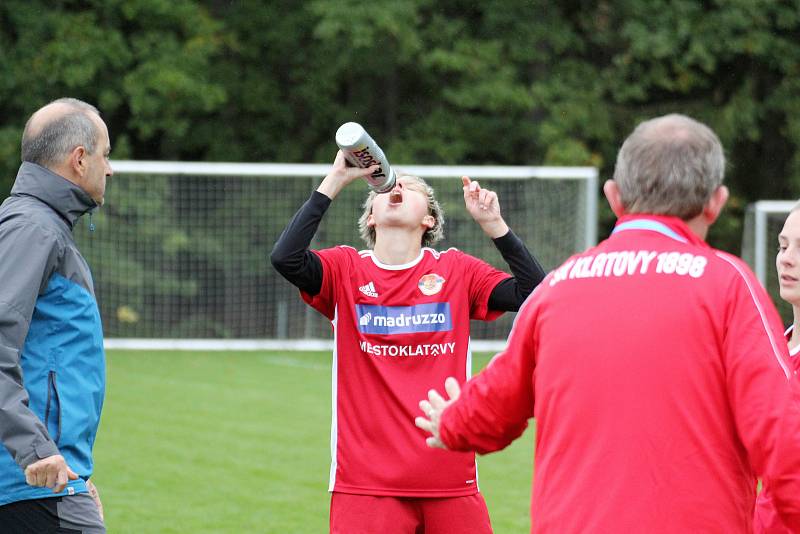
754, 202, 800, 533
417, 114, 800, 533
271, 151, 545, 533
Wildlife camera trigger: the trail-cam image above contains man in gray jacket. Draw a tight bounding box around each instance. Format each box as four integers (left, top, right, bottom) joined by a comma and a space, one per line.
0, 98, 112, 533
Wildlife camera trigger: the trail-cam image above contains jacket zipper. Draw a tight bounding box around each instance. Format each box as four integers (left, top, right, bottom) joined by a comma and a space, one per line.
43, 371, 62, 443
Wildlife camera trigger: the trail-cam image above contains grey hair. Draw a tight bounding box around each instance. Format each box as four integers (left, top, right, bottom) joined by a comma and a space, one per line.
358, 174, 445, 249
21, 98, 101, 167
612, 114, 725, 220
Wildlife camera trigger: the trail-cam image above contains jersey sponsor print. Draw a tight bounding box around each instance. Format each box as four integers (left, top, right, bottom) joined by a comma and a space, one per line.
356, 303, 452, 335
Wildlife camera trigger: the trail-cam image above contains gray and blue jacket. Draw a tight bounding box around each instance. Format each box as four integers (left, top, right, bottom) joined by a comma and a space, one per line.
0, 162, 105, 505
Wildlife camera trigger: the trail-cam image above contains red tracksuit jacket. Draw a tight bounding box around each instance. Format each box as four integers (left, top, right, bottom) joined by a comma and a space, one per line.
753, 326, 800, 533
439, 214, 800, 533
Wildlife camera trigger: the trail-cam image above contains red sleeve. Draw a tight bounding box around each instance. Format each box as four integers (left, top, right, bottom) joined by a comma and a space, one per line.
438, 281, 544, 454
460, 251, 513, 321
300, 246, 351, 320
719, 256, 800, 528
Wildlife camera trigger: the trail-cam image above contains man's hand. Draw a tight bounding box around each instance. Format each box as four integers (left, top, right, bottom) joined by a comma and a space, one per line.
86, 479, 104, 521
415, 377, 462, 449
316, 150, 380, 200
461, 176, 509, 238
24, 454, 79, 493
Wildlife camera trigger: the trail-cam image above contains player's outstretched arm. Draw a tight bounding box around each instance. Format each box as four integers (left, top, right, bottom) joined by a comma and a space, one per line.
317, 150, 379, 200
415, 377, 462, 449
461, 176, 509, 239
416, 293, 539, 454
416, 353, 532, 455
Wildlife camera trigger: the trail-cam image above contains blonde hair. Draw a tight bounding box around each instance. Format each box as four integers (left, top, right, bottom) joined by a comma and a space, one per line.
357, 174, 445, 249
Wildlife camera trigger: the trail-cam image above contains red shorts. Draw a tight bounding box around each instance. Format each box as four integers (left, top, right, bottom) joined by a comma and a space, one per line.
329, 492, 493, 534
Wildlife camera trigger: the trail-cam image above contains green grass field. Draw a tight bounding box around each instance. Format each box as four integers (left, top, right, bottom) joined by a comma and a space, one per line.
92, 350, 534, 533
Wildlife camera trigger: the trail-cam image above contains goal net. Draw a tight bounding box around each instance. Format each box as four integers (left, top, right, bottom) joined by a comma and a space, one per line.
76, 161, 598, 351
741, 200, 795, 323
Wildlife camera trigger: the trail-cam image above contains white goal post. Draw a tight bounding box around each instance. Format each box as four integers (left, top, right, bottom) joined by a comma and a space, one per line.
742, 201, 795, 285
84, 160, 598, 352
741, 200, 796, 324
109, 160, 599, 251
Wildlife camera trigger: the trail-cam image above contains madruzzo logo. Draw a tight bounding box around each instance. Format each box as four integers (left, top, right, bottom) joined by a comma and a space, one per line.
356, 303, 452, 335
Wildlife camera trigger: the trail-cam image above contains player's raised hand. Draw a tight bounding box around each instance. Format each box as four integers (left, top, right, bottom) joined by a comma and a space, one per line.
317, 150, 380, 200
461, 176, 509, 238
24, 454, 79, 493
415, 377, 462, 449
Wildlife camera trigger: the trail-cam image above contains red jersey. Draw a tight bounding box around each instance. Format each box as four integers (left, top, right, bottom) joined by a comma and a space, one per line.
302, 245, 510, 497
439, 215, 800, 533
754, 326, 800, 534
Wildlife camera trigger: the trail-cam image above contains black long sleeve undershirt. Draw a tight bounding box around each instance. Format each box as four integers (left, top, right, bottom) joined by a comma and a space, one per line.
487, 227, 546, 311
270, 191, 546, 312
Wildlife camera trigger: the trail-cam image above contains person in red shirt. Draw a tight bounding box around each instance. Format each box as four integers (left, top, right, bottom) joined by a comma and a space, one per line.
754, 202, 800, 533
271, 151, 545, 533
417, 114, 800, 533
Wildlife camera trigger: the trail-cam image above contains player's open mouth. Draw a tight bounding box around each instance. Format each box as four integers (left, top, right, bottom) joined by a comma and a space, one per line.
389, 190, 403, 204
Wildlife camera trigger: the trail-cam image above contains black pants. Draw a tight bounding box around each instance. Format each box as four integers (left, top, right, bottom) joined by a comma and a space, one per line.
0, 494, 105, 534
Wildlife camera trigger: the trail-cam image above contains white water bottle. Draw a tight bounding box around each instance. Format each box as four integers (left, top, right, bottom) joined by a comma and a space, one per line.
335, 122, 396, 193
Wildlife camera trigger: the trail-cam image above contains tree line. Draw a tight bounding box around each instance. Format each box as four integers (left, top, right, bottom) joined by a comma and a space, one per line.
2, 0, 799, 252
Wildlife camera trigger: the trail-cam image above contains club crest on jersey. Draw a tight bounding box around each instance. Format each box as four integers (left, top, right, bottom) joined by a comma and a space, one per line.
418, 273, 445, 296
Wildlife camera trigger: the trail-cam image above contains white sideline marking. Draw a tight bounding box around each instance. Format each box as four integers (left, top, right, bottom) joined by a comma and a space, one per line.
262, 355, 329, 371
104, 338, 509, 353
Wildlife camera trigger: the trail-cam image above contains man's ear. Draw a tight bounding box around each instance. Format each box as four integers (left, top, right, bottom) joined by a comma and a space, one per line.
603, 180, 626, 218
366, 212, 376, 228
69, 146, 87, 177
702, 185, 729, 225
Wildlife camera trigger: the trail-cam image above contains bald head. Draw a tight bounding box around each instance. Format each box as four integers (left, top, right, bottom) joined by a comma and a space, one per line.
21, 98, 102, 169
612, 113, 725, 220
